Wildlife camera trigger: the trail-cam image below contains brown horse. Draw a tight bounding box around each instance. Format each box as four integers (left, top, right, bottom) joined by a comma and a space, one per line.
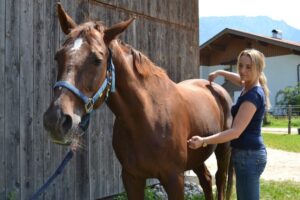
43, 3, 233, 200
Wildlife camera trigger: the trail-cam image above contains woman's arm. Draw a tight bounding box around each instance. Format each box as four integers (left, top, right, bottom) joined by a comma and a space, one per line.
188, 101, 257, 149
208, 70, 243, 87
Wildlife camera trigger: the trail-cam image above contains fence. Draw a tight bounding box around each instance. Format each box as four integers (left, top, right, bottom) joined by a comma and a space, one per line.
269, 105, 300, 134
270, 105, 300, 117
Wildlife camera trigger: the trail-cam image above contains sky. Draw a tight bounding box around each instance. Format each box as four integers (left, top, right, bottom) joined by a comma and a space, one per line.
199, 0, 300, 30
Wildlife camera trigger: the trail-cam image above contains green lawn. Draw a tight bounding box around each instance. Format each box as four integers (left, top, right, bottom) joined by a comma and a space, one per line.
260, 180, 300, 200
264, 114, 300, 128
227, 180, 300, 200
263, 132, 300, 153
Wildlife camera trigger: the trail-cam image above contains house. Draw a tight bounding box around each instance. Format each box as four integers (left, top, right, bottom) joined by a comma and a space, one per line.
199, 28, 300, 111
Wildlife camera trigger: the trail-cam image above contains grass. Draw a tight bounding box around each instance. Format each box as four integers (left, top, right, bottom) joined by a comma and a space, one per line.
260, 180, 300, 200
263, 132, 300, 153
228, 179, 300, 200
264, 114, 300, 128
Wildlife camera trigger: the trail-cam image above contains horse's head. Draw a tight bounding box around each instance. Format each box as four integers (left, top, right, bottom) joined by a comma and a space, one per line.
43, 3, 134, 145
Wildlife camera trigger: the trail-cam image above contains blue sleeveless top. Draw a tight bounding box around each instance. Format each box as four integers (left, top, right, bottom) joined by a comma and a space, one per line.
231, 86, 266, 150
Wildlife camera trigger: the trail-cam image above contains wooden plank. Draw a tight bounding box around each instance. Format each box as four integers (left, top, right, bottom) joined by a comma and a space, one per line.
32, 0, 46, 199
106, 109, 119, 194
5, 0, 21, 199
41, 1, 69, 200
104, 107, 113, 195
43, 0, 62, 199
88, 110, 102, 199
0, 0, 6, 198
19, 0, 34, 199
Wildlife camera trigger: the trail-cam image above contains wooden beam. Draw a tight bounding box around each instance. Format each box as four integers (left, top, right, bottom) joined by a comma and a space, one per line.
258, 41, 269, 46
230, 34, 245, 40
208, 44, 226, 51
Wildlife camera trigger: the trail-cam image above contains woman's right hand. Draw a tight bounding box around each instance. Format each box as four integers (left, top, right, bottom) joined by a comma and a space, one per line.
208, 71, 219, 83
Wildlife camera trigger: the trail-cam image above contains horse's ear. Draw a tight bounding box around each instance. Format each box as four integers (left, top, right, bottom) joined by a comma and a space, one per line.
57, 3, 77, 34
104, 18, 135, 45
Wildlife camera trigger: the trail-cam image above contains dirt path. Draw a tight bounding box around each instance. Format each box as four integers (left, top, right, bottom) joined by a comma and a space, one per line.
186, 148, 300, 182
260, 148, 300, 181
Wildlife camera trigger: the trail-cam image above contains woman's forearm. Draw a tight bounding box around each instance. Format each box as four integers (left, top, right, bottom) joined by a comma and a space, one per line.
216, 70, 243, 86
218, 70, 242, 86
204, 128, 240, 145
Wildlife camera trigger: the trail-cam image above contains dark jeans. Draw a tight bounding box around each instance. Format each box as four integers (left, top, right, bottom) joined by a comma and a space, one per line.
232, 148, 267, 200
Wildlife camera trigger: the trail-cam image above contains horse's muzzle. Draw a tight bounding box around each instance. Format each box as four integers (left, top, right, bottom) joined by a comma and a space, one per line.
43, 105, 73, 143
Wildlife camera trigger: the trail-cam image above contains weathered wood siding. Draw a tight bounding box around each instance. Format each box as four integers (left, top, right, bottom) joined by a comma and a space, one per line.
0, 0, 199, 199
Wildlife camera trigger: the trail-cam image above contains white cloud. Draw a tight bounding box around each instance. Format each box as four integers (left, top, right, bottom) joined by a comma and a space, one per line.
199, 0, 300, 29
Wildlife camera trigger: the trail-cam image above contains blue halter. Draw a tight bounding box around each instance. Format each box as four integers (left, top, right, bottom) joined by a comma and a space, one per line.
54, 48, 115, 114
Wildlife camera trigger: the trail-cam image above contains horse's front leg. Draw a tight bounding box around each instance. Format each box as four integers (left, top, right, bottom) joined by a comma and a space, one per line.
160, 172, 185, 200
122, 169, 146, 200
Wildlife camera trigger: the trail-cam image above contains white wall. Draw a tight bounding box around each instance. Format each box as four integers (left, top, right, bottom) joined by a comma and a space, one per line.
199, 54, 300, 107
199, 65, 227, 85
265, 55, 300, 107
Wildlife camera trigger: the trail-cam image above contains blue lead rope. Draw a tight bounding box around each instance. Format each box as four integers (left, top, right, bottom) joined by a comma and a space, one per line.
29, 150, 74, 200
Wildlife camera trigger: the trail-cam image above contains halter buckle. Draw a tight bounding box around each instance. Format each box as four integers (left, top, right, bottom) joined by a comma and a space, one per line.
85, 98, 94, 113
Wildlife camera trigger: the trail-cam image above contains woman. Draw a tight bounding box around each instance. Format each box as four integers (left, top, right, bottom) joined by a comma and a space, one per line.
188, 49, 270, 200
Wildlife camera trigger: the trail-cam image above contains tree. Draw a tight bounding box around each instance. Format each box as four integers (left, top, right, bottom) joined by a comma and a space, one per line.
275, 84, 300, 106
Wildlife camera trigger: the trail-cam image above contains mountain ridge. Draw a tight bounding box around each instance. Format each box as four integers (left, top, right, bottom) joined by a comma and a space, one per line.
200, 16, 300, 45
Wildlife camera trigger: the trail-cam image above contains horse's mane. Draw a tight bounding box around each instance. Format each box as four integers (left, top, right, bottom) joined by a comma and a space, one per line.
119, 41, 168, 79
64, 21, 168, 79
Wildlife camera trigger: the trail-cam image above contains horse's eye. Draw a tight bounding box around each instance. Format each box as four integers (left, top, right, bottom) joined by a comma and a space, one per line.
94, 58, 102, 66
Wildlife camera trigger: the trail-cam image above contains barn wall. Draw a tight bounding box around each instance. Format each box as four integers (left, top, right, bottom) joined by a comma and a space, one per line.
0, 0, 199, 199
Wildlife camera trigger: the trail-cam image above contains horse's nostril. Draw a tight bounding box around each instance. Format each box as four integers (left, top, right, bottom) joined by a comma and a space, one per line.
62, 114, 72, 133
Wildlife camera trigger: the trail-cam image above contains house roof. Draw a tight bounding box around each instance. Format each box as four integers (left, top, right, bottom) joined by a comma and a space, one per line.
200, 28, 300, 66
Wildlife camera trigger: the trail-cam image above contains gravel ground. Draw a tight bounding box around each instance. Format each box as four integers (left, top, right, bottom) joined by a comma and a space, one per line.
186, 147, 300, 182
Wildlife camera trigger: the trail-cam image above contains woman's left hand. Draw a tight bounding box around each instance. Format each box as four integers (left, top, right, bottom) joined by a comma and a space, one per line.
187, 136, 204, 149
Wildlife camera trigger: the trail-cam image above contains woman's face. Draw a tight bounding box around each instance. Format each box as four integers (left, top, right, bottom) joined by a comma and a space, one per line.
238, 55, 257, 85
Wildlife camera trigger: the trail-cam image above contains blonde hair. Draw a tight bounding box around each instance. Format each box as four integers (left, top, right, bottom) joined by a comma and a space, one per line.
237, 49, 271, 110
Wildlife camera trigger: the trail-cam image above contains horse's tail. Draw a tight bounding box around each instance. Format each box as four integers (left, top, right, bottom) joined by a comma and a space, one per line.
225, 153, 234, 200
208, 83, 234, 200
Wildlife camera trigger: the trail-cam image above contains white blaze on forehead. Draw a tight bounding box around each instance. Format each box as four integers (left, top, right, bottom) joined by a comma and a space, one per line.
71, 38, 83, 51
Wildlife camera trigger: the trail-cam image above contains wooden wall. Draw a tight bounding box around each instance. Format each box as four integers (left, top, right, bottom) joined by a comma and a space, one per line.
0, 0, 199, 199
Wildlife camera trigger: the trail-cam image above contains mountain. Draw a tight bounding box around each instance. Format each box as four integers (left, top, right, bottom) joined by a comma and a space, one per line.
200, 16, 300, 45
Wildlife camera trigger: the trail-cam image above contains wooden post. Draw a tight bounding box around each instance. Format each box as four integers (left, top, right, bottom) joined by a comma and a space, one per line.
288, 105, 292, 134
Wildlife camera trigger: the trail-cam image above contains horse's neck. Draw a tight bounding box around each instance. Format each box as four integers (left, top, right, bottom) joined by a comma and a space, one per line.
108, 42, 173, 120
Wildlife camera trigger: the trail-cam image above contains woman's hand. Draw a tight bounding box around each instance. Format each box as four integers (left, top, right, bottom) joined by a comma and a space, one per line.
208, 71, 219, 83
187, 136, 204, 149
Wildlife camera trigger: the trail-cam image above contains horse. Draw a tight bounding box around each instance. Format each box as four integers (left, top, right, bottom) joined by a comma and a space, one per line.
43, 3, 233, 200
